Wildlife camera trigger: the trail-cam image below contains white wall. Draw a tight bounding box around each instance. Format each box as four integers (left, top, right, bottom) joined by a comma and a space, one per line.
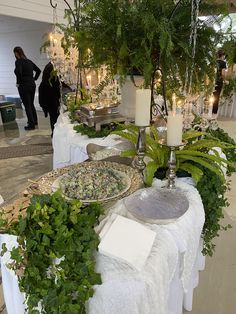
0, 0, 73, 101
0, 0, 71, 24
0, 17, 51, 97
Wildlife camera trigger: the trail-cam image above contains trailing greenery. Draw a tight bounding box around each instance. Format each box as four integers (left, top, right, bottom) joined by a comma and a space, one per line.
196, 167, 231, 256
1, 191, 103, 314
113, 124, 236, 256
74, 122, 123, 138
196, 127, 236, 255
222, 77, 236, 98
206, 127, 236, 173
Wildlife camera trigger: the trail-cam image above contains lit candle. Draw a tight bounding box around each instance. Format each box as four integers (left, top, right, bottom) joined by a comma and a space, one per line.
172, 93, 177, 114
135, 89, 151, 126
49, 33, 53, 48
208, 96, 214, 118
86, 75, 92, 88
167, 111, 183, 146
98, 74, 101, 84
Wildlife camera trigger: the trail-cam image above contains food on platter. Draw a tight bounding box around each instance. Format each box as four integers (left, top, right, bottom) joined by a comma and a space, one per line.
52, 166, 131, 202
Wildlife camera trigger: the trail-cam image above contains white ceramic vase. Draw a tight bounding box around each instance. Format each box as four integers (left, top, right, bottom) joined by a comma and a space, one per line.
119, 75, 144, 119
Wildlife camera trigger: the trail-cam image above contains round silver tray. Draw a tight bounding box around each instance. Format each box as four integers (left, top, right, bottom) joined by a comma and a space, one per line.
124, 186, 189, 224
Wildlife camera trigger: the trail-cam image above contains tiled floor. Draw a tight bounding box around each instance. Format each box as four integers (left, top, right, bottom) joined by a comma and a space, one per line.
0, 109, 53, 201
0, 111, 236, 313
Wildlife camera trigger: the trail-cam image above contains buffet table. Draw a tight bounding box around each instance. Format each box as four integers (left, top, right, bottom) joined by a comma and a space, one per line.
0, 172, 205, 314
52, 111, 123, 169
218, 92, 236, 118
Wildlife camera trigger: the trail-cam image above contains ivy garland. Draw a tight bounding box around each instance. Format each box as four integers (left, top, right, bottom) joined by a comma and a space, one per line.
74, 123, 122, 138
196, 167, 231, 256
197, 127, 236, 256
1, 191, 103, 314
207, 127, 236, 174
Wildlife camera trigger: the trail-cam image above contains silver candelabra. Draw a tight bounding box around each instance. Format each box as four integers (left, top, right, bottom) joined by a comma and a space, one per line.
132, 126, 146, 172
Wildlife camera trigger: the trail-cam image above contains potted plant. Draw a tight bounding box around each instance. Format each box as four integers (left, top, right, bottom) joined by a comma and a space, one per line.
69, 0, 229, 118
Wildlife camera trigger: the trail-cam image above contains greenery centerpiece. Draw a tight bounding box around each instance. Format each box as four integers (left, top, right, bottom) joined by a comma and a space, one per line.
112, 123, 236, 255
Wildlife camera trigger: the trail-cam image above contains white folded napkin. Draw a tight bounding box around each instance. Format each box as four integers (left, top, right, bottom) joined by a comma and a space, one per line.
98, 215, 156, 271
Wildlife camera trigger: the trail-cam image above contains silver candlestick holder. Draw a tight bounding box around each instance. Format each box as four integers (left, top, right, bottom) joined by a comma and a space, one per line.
157, 139, 189, 214
167, 145, 178, 189
167, 142, 187, 188
132, 126, 146, 172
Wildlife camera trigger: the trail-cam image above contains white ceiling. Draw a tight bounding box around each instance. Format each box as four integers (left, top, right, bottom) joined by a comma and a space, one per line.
0, 3, 235, 36
0, 15, 50, 35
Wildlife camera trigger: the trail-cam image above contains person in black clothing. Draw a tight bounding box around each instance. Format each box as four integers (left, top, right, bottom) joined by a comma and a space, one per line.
212, 49, 228, 115
38, 62, 61, 136
13, 46, 41, 130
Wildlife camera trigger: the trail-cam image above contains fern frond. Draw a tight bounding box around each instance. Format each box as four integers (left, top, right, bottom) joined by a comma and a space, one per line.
177, 149, 233, 169
150, 125, 159, 141
112, 130, 137, 144
144, 160, 159, 186
177, 155, 225, 180
186, 139, 235, 151
178, 163, 203, 184
120, 149, 136, 157
183, 130, 205, 140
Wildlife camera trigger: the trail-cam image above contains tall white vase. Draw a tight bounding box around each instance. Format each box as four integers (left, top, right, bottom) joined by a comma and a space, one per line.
119, 76, 144, 119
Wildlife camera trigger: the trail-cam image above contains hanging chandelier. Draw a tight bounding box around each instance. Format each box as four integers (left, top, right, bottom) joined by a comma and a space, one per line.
46, 3, 79, 86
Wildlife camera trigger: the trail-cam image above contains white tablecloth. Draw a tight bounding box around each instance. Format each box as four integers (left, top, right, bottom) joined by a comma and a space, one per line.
52, 112, 123, 169
218, 92, 236, 118
0, 179, 205, 314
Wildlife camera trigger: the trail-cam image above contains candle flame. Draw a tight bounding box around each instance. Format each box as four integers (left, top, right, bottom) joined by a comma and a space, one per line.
209, 96, 214, 104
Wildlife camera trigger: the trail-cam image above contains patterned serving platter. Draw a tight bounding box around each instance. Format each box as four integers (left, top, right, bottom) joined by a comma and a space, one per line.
1, 161, 143, 221
51, 167, 131, 203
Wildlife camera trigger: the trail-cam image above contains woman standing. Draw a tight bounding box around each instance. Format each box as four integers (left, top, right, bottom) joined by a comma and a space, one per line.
13, 46, 41, 130
212, 49, 228, 115
38, 62, 61, 136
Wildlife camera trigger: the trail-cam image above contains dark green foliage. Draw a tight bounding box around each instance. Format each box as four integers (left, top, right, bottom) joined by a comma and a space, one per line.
74, 122, 123, 138
207, 127, 236, 174
197, 168, 231, 256
1, 191, 103, 314
77, 0, 228, 96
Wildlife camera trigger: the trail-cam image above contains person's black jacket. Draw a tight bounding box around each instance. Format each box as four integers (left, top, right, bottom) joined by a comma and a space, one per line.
14, 58, 41, 86
38, 62, 60, 115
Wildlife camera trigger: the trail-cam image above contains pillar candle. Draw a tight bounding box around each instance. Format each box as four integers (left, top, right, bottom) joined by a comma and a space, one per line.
208, 96, 214, 118
167, 112, 183, 146
86, 75, 92, 89
172, 93, 177, 114
135, 89, 151, 126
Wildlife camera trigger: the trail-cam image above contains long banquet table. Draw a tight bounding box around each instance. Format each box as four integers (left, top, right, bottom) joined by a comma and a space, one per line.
0, 175, 205, 314
52, 111, 124, 169
218, 92, 236, 118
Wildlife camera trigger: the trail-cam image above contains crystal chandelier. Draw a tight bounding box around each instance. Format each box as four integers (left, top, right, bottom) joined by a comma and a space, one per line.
46, 5, 79, 86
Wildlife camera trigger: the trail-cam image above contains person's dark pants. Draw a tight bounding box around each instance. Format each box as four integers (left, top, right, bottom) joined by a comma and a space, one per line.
49, 109, 60, 135
212, 84, 223, 114
18, 84, 38, 127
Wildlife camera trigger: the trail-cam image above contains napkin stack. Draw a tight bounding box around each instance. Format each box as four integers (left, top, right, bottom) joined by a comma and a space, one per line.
98, 215, 156, 271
